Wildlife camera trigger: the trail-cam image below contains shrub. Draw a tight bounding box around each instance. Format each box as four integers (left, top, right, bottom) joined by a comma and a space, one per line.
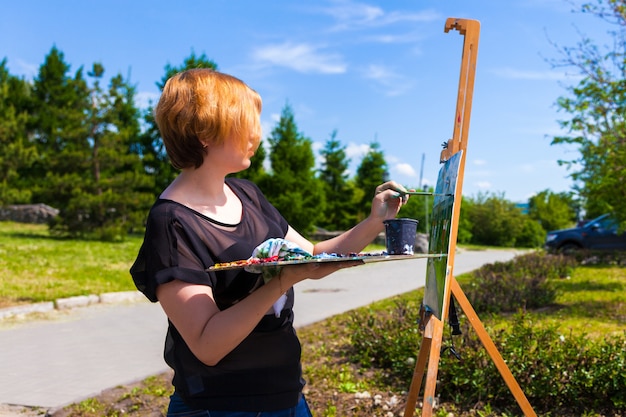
570, 249, 626, 266
346, 298, 423, 386
345, 253, 625, 415
514, 216, 546, 248
439, 315, 626, 415
346, 305, 626, 415
464, 252, 577, 314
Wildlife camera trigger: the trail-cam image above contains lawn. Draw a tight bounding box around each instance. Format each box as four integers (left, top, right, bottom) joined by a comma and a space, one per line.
0, 222, 142, 307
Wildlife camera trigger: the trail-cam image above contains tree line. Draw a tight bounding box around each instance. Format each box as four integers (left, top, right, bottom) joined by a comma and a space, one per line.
0, 45, 578, 247
1, 0, 622, 245
0, 48, 413, 240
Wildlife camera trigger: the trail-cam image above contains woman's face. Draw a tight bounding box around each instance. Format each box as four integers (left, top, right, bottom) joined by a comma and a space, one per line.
207, 125, 259, 175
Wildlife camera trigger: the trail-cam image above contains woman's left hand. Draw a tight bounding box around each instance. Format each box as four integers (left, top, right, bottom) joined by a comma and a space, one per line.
370, 181, 410, 220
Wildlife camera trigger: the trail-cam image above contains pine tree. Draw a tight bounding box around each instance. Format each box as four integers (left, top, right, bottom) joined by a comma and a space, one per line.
318, 130, 356, 230
28, 47, 86, 225
0, 59, 37, 204
28, 46, 90, 200
58, 65, 153, 239
28, 47, 150, 239
354, 141, 389, 221
259, 103, 325, 235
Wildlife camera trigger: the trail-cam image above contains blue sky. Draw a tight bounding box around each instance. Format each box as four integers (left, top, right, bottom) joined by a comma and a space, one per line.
1, 0, 611, 202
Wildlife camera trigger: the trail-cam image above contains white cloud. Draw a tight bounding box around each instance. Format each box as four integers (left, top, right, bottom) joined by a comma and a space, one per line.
363, 30, 426, 45
135, 91, 160, 110
361, 64, 413, 96
11, 58, 38, 79
323, 1, 384, 26
473, 159, 487, 166
312, 141, 326, 169
252, 42, 347, 74
490, 67, 581, 81
260, 119, 272, 137
394, 162, 417, 177
476, 181, 492, 190
345, 142, 371, 159
319, 1, 441, 31
312, 141, 324, 153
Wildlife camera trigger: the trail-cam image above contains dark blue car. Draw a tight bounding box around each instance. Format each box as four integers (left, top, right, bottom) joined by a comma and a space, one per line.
544, 214, 626, 253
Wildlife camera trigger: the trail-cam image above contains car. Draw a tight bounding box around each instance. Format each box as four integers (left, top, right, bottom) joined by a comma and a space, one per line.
544, 213, 626, 253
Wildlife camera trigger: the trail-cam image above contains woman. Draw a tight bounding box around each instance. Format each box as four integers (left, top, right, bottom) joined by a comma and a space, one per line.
130, 68, 408, 416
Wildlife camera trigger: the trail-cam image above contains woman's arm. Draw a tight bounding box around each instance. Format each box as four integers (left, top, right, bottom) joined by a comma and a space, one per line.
286, 180, 409, 255
156, 259, 361, 366
158, 180, 407, 366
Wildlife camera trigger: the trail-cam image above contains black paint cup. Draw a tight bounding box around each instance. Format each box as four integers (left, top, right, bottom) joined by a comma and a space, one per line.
383, 218, 419, 255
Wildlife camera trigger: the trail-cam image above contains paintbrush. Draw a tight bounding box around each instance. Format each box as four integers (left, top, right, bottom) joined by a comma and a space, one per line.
394, 190, 454, 197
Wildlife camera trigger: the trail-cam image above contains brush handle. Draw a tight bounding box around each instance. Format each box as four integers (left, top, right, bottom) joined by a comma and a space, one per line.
397, 191, 453, 197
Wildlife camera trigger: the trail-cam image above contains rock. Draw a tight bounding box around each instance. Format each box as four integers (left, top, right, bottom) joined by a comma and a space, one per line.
415, 233, 429, 254
0, 204, 59, 224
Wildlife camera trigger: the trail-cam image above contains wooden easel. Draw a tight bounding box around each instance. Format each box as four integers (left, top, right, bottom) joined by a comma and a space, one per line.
402, 18, 537, 417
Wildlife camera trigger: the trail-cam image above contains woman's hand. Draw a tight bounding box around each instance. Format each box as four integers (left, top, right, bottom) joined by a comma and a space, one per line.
370, 180, 410, 221
280, 260, 364, 287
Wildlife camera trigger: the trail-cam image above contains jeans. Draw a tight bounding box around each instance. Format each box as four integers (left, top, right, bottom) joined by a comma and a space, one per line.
166, 392, 314, 417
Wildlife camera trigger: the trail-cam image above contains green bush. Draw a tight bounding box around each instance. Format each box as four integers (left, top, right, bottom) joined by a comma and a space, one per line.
462, 192, 525, 247
346, 298, 423, 386
515, 216, 546, 248
345, 253, 625, 415
346, 303, 626, 415
569, 249, 626, 266
439, 316, 626, 415
464, 252, 577, 314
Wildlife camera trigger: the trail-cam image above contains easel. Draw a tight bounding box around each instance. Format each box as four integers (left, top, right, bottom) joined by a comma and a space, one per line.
402, 18, 537, 417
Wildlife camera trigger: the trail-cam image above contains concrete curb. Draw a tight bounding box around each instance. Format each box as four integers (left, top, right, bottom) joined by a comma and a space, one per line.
0, 291, 145, 320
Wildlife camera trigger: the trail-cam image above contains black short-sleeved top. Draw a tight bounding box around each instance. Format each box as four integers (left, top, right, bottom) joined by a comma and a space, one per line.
130, 178, 303, 411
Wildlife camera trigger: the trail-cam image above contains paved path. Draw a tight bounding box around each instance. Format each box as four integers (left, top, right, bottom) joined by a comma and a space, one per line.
0, 248, 523, 414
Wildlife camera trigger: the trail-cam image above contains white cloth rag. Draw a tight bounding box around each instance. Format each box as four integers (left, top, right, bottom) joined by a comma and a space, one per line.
245, 238, 312, 317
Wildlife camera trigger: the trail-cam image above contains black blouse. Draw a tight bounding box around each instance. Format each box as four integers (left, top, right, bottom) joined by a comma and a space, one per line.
130, 178, 304, 411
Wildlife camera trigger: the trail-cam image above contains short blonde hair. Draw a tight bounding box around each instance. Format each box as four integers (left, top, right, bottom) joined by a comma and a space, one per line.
155, 69, 262, 169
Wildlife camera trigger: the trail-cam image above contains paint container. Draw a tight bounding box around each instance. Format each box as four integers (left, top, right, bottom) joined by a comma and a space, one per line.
383, 218, 419, 255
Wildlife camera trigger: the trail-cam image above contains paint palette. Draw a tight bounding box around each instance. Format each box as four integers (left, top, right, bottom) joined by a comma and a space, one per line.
207, 253, 446, 271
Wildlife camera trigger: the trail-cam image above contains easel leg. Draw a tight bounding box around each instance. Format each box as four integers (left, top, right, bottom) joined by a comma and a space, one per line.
402, 331, 430, 417
450, 277, 537, 417
403, 316, 444, 417
421, 319, 444, 416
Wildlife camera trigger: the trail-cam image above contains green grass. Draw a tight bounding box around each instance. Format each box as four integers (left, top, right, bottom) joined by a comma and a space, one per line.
456, 263, 626, 338
518, 265, 626, 338
0, 222, 386, 308
0, 222, 142, 307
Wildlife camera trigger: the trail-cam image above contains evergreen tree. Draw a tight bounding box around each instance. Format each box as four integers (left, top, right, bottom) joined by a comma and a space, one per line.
28, 48, 150, 239
259, 103, 325, 235
27, 46, 90, 201
54, 65, 152, 239
137, 52, 218, 195
354, 141, 389, 221
0, 59, 37, 204
317, 130, 356, 230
